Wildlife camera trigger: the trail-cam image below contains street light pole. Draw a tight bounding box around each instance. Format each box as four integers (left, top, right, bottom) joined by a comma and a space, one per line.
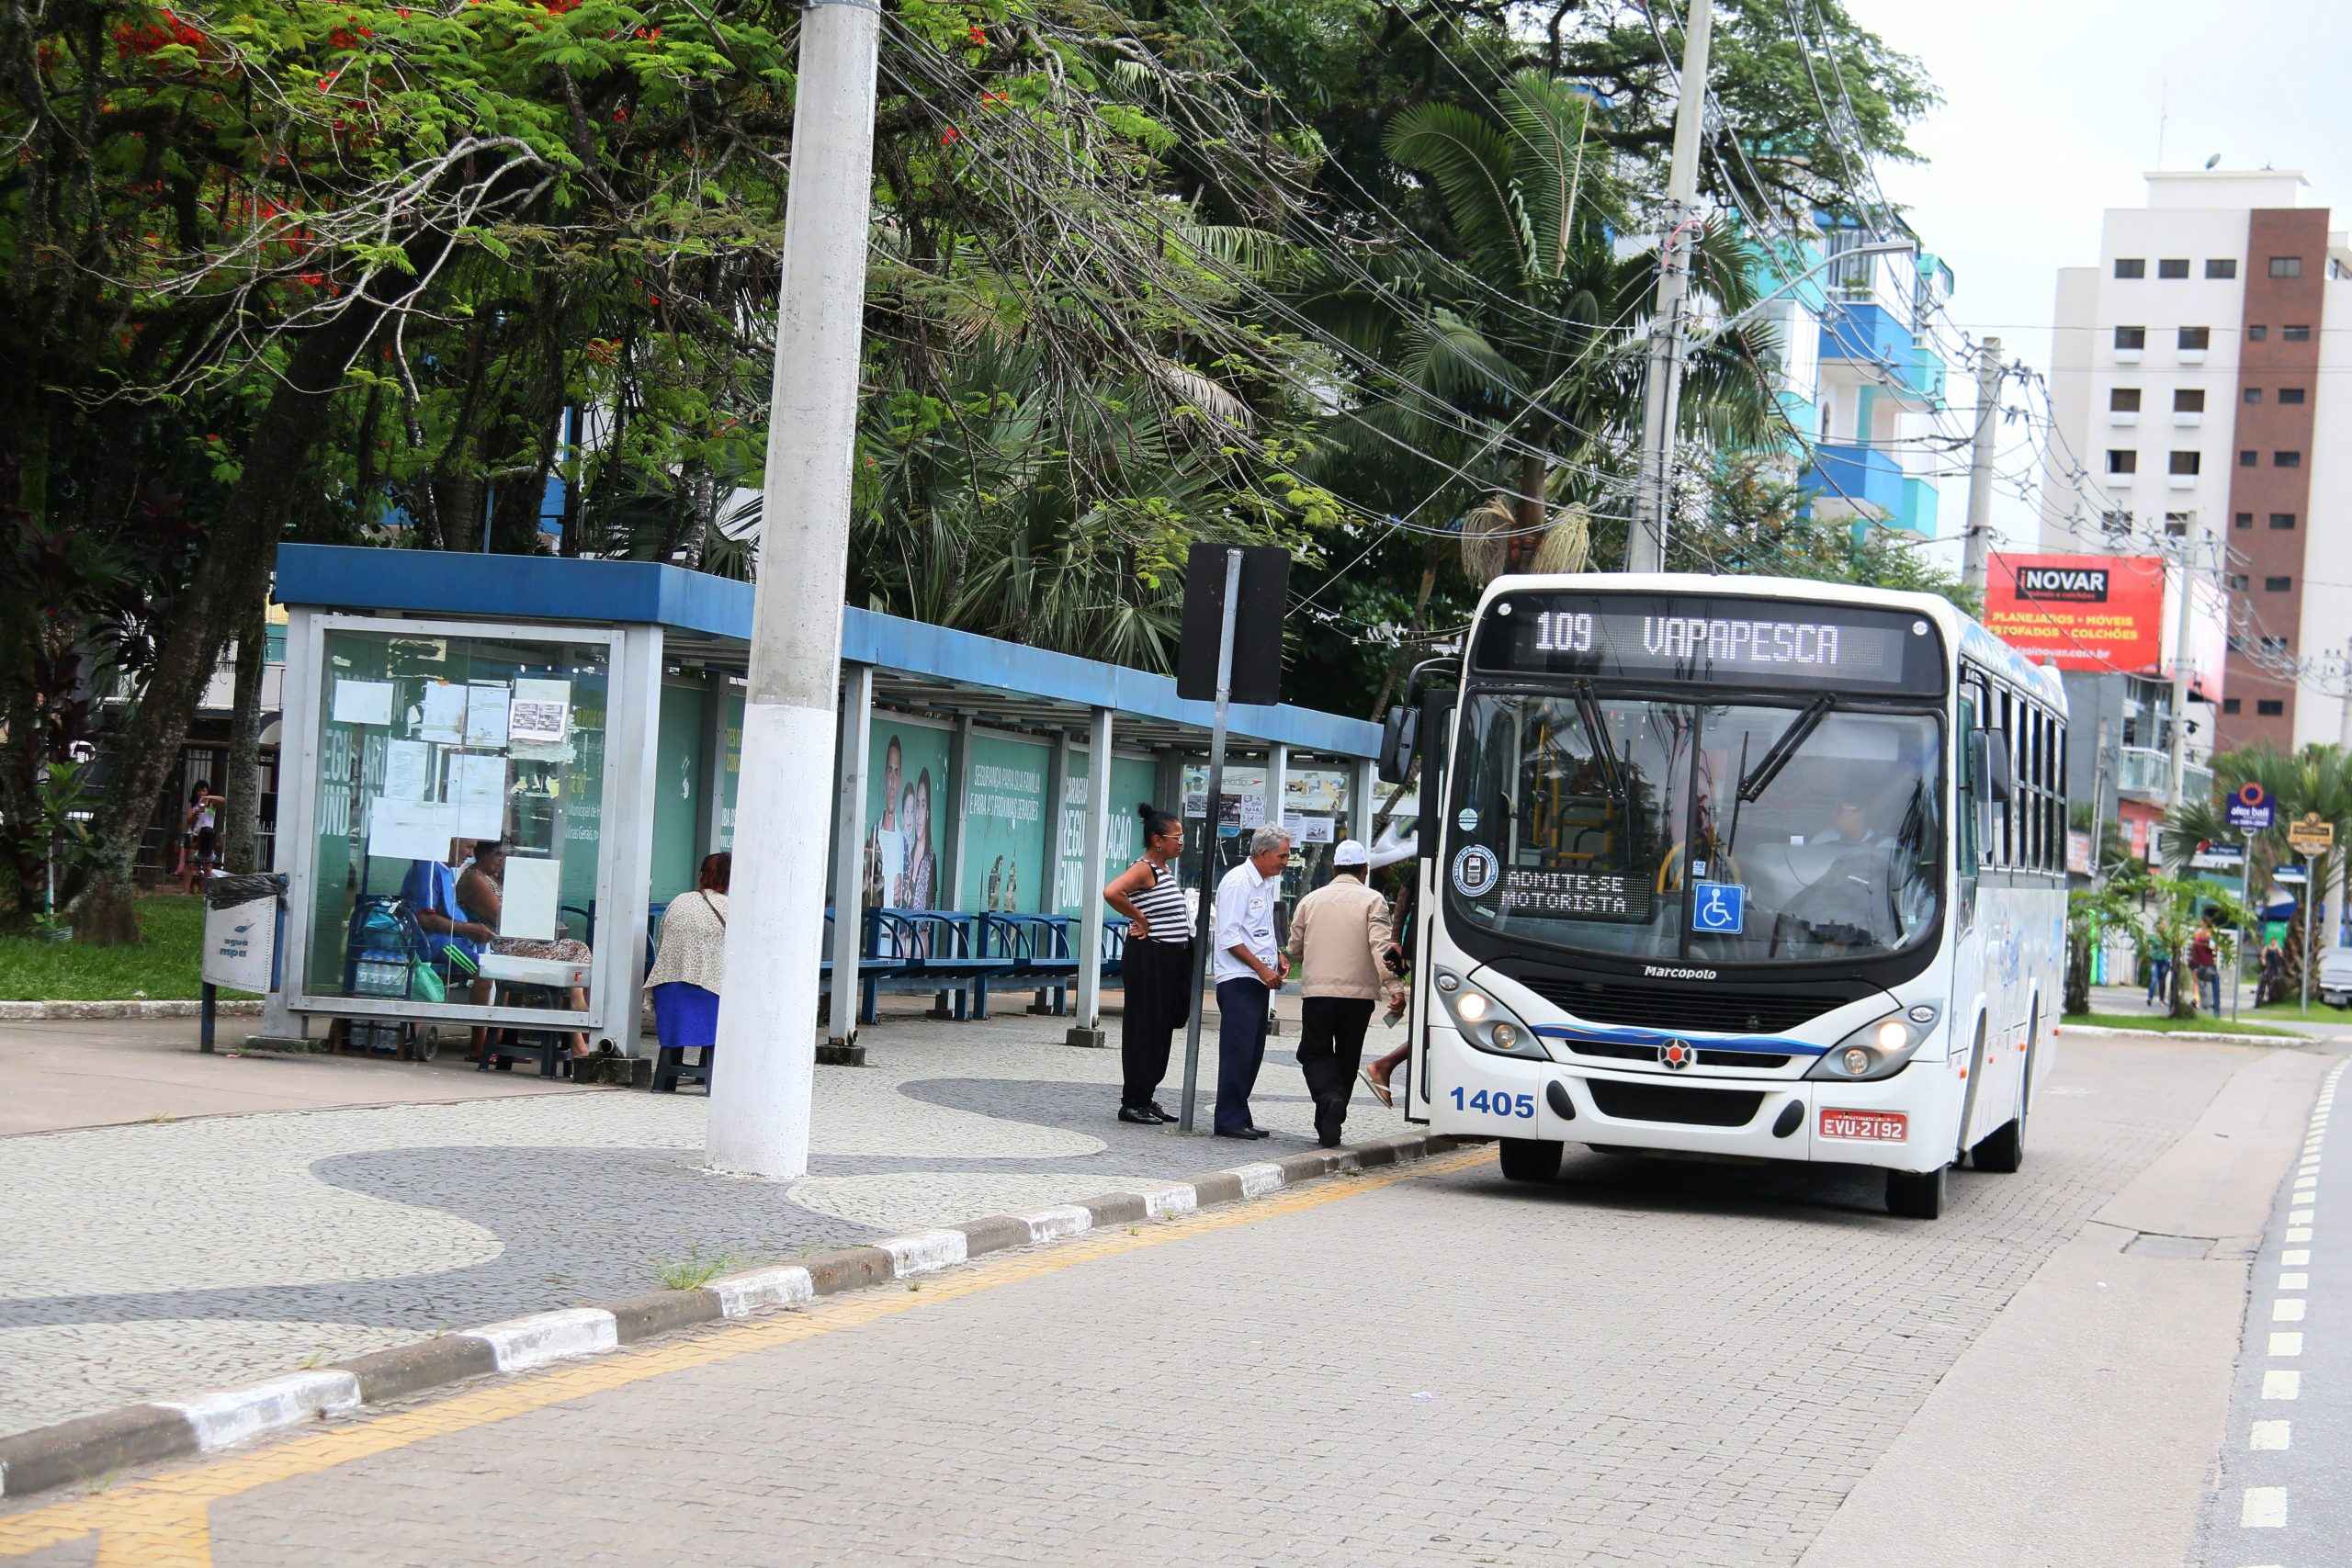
1627, 0, 1713, 575
2167, 522, 2203, 810
706, 0, 881, 1179
1962, 337, 2002, 599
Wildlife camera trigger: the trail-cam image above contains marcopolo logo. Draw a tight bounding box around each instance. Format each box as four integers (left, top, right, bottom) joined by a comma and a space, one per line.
2016, 565, 2110, 603
1642, 964, 1719, 981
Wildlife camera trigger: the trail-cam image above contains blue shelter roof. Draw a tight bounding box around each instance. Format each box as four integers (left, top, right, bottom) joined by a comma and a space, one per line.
275, 545, 1379, 758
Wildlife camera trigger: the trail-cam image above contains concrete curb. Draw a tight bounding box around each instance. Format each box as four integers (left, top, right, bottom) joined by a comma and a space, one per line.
2056, 1023, 2335, 1047
0, 1130, 1466, 1501
0, 999, 263, 1021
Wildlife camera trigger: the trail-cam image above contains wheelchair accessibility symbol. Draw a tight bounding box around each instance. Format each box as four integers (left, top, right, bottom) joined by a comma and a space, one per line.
1692, 880, 1746, 936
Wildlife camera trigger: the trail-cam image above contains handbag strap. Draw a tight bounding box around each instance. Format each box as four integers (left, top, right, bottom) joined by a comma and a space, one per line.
700, 891, 726, 928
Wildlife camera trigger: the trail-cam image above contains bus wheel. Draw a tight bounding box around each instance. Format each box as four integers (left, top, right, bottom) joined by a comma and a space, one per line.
1498, 1138, 1563, 1183
1973, 1034, 2030, 1174
1885, 1164, 1946, 1220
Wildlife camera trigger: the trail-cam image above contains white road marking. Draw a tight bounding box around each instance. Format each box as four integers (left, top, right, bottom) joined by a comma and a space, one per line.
2270, 1332, 2304, 1356
2263, 1370, 2302, 1400
2287, 1226, 2313, 1242
2250, 1420, 2291, 1451
2242, 1486, 2288, 1528
2281, 1272, 2310, 1291
2290, 1209, 2315, 1224
2285, 1249, 2311, 1266
2273, 1299, 2307, 1323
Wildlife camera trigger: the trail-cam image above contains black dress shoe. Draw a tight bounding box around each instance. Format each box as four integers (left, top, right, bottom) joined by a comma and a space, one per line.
1117, 1106, 1159, 1124
1215, 1126, 1272, 1140
1146, 1101, 1176, 1122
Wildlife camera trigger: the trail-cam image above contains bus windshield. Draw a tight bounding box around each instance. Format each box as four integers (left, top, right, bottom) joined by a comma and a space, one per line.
1447, 691, 1944, 964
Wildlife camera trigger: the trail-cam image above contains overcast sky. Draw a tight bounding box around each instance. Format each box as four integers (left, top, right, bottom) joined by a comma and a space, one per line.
1838, 0, 2352, 549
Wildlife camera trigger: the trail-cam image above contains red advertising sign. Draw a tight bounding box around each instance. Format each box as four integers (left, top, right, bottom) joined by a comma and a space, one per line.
1983, 553, 2166, 673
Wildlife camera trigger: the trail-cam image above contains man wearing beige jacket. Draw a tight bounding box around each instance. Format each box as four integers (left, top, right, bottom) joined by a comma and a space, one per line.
1284, 839, 1400, 1148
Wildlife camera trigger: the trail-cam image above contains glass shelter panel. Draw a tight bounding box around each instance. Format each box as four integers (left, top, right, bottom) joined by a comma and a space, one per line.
305, 626, 610, 1013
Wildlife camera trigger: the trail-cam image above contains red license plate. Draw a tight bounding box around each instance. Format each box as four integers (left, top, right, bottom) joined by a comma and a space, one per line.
1819, 1109, 1907, 1142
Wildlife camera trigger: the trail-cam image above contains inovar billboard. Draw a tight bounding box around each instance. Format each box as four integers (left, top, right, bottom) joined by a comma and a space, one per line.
1983, 552, 2226, 702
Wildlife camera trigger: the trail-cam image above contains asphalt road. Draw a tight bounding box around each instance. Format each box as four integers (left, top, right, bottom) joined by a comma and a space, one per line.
0, 1031, 2331, 1568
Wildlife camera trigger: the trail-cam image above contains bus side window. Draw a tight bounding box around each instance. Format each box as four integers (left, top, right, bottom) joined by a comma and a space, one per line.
1957, 692, 1982, 874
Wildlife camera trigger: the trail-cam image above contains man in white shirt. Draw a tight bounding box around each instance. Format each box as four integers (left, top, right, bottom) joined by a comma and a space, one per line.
1211, 824, 1293, 1138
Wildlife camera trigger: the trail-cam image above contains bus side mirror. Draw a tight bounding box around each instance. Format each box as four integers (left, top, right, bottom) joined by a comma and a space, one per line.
1378, 705, 1418, 785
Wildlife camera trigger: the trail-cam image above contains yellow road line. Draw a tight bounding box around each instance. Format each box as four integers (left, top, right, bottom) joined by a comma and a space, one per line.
1, 1145, 1495, 1562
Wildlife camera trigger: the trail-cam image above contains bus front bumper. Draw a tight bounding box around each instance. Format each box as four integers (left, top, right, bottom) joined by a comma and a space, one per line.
1424, 1030, 1954, 1174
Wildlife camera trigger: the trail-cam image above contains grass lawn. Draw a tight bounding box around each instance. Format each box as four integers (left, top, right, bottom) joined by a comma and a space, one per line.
0, 895, 259, 1002
2235, 998, 2352, 1024
2064, 1010, 2310, 1039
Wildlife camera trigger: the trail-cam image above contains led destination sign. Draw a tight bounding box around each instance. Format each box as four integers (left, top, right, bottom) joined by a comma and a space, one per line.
1474, 593, 1943, 694
1495, 868, 1647, 922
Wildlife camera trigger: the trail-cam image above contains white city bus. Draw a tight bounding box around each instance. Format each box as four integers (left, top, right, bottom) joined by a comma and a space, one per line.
1384, 574, 2067, 1218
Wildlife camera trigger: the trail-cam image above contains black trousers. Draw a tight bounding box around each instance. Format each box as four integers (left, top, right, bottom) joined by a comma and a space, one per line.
1297, 997, 1375, 1147
1213, 977, 1272, 1134
1120, 940, 1193, 1109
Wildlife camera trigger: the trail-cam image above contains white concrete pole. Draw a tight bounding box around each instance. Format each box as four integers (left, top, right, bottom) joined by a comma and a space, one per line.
1627, 0, 1712, 574
2168, 525, 2201, 809
1264, 742, 1289, 837
705, 0, 880, 1179
827, 664, 874, 1051
1349, 756, 1375, 846
1962, 338, 2003, 599
1069, 705, 1114, 1047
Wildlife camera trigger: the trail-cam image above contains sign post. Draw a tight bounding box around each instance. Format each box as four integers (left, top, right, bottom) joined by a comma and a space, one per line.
2289, 812, 2335, 1013
1172, 544, 1288, 1134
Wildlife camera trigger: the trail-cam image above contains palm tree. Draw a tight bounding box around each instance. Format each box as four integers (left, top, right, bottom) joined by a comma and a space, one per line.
2164, 742, 2352, 996
1300, 70, 1781, 581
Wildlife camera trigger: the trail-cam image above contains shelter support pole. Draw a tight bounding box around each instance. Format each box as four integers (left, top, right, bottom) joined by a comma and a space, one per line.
256, 607, 322, 1046
1262, 740, 1289, 1037
1068, 705, 1115, 1048
826, 663, 874, 1059
944, 715, 976, 913
1349, 756, 1375, 848
706, 0, 880, 1179
598, 626, 663, 1057
695, 667, 730, 860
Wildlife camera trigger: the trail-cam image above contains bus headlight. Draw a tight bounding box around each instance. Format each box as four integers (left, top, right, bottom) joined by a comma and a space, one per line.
1805, 1010, 1935, 1083
1433, 968, 1548, 1061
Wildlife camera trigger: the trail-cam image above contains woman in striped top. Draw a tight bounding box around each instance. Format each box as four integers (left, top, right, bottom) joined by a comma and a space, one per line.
1102, 802, 1192, 1123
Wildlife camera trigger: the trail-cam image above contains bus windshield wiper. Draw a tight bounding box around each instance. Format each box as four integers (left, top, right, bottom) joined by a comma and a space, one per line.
1736, 694, 1836, 804
1570, 681, 1625, 798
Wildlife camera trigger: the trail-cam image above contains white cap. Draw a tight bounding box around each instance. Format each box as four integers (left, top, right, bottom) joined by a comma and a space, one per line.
1332, 839, 1370, 867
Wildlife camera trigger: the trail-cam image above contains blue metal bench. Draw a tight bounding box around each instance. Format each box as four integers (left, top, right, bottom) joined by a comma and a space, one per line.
981, 913, 1080, 1017
862, 908, 1006, 1022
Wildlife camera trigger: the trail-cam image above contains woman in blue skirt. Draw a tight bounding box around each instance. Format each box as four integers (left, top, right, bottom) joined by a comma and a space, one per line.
647, 852, 729, 1088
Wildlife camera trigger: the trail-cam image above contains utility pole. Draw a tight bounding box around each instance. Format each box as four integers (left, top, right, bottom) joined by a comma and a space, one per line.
2089, 716, 2110, 889
1962, 337, 2003, 599
1627, 0, 1713, 575
2339, 645, 2352, 749
706, 0, 881, 1179
2167, 520, 2203, 810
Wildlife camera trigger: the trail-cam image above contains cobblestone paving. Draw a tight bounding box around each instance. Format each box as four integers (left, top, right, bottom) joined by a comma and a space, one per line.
11, 1032, 2276, 1568
0, 1006, 1380, 1437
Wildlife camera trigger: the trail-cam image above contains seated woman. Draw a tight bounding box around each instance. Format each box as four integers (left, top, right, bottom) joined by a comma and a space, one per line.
644, 852, 729, 1089
457, 839, 594, 1059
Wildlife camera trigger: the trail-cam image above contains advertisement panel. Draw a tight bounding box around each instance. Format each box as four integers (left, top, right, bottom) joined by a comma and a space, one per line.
1054, 754, 1160, 918
1982, 553, 2165, 672
866, 716, 951, 911
1983, 552, 2226, 702
959, 733, 1050, 913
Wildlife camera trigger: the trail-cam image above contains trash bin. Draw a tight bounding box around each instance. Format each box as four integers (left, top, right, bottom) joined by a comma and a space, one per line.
200, 872, 286, 1052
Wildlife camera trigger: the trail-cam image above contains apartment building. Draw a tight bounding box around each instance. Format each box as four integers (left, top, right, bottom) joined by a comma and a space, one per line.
1799, 217, 1957, 539
2041, 169, 2352, 752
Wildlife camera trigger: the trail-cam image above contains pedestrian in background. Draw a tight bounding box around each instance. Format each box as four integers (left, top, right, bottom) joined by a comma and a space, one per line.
2145, 945, 2170, 1007
2190, 919, 2220, 1013
1284, 840, 1394, 1148
1102, 803, 1191, 1124
2261, 941, 2285, 1007
1210, 824, 1291, 1139
646, 852, 731, 1089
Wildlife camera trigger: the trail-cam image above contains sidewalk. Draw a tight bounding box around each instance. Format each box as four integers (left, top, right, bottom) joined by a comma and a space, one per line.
2086, 983, 2349, 1041
0, 992, 1398, 1439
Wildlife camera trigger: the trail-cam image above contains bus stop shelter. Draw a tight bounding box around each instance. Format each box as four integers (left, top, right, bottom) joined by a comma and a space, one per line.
259, 545, 1383, 1061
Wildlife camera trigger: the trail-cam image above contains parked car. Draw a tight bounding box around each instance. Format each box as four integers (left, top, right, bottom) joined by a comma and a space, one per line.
2321, 947, 2352, 1010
